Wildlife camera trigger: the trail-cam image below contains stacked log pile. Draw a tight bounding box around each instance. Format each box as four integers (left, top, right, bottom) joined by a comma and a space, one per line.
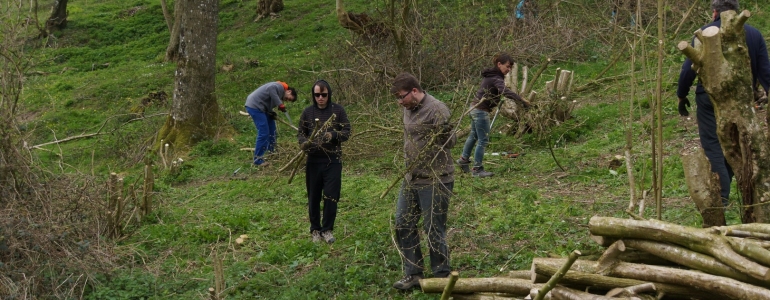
420, 216, 770, 299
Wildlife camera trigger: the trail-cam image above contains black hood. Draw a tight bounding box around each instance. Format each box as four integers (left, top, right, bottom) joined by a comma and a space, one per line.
481, 67, 505, 78
311, 79, 333, 108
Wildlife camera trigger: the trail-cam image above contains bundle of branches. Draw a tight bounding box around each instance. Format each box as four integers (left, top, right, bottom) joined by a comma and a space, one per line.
420, 216, 770, 299
497, 61, 576, 140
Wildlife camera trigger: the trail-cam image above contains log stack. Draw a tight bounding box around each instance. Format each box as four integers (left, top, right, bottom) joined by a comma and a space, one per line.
420, 216, 770, 299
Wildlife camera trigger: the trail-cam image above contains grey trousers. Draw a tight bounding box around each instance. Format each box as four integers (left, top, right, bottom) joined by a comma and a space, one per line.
394, 180, 453, 278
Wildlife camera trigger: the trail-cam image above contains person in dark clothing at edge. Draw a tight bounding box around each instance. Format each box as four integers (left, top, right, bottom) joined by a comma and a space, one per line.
297, 80, 351, 244
391, 73, 456, 291
677, 0, 770, 207
457, 53, 531, 178
244, 81, 297, 167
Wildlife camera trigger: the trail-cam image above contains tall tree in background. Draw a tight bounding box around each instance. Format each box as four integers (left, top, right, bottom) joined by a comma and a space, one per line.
157, 0, 228, 151
45, 0, 68, 32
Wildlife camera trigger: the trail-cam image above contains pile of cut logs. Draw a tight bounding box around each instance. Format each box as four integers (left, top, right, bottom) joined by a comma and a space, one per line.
420, 216, 770, 300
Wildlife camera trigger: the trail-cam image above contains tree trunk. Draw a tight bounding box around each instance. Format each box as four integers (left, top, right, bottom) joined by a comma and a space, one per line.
45, 0, 68, 32
255, 0, 284, 22
681, 146, 726, 227
160, 0, 173, 32
677, 10, 770, 223
165, 0, 182, 62
157, 0, 228, 151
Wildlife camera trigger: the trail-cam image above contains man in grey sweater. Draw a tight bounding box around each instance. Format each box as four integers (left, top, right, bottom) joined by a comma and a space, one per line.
244, 81, 297, 166
390, 73, 455, 290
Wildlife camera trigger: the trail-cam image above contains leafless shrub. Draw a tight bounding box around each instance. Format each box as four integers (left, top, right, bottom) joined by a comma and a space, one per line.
0, 2, 117, 299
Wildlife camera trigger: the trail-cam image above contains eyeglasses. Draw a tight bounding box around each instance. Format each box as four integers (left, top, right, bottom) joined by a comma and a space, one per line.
396, 91, 412, 100
313, 93, 328, 98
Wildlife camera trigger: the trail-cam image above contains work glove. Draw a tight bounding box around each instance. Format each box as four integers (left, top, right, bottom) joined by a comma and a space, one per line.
278, 104, 286, 112
678, 97, 690, 117
300, 141, 313, 151
266, 111, 277, 120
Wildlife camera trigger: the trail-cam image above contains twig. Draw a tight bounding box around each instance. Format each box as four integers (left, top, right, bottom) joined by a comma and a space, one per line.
671, 1, 699, 39
546, 138, 566, 172
440, 271, 459, 300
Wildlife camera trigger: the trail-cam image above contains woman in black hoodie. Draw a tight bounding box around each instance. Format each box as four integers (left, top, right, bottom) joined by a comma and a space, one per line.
297, 80, 351, 244
457, 53, 530, 178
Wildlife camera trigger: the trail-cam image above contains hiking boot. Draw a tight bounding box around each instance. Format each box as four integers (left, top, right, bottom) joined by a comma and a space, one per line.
311, 230, 321, 243
321, 231, 335, 244
392, 274, 422, 290
456, 157, 471, 173
472, 166, 494, 178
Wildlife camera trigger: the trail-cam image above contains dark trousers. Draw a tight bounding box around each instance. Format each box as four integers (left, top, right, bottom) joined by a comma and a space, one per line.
306, 162, 341, 233
696, 93, 734, 202
394, 180, 452, 278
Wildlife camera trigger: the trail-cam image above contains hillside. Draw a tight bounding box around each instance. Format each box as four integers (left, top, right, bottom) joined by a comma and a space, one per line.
4, 0, 770, 299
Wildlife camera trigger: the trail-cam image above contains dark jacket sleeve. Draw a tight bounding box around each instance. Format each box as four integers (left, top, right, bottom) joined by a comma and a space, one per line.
750, 29, 770, 93
493, 77, 525, 106
331, 105, 351, 143
297, 109, 311, 145
677, 58, 697, 98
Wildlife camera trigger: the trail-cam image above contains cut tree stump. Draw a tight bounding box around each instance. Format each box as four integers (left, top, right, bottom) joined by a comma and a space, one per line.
681, 145, 726, 227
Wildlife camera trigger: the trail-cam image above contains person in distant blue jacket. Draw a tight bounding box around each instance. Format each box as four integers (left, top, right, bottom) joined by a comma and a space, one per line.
676, 0, 770, 206
244, 81, 297, 166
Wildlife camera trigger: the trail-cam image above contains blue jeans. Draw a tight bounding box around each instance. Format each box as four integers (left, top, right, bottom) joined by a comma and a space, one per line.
461, 109, 491, 168
246, 106, 276, 165
696, 93, 733, 203
395, 181, 453, 277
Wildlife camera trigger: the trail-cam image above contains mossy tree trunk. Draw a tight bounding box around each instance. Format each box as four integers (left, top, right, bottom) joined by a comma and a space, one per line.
45, 0, 68, 32
157, 0, 227, 152
678, 10, 770, 223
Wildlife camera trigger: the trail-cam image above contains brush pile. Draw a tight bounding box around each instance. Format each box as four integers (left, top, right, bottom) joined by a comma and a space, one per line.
420, 216, 770, 300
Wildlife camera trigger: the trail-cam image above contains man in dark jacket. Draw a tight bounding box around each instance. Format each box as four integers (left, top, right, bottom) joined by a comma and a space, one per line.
245, 81, 297, 166
677, 0, 770, 206
391, 73, 456, 290
297, 80, 351, 244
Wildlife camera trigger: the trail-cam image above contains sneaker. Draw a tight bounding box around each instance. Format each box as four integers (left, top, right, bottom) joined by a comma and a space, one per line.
321, 231, 335, 244
456, 157, 471, 173
472, 166, 494, 178
392, 274, 422, 290
311, 230, 321, 243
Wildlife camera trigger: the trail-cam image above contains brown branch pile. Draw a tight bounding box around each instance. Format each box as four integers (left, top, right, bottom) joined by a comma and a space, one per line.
420, 216, 770, 299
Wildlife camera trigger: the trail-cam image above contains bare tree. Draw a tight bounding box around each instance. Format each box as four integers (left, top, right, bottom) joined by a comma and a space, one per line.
678, 10, 770, 223
157, 0, 229, 151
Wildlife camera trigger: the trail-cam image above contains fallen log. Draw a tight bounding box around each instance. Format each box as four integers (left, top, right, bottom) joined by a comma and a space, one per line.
531, 258, 713, 299
535, 258, 770, 300
551, 286, 645, 300
622, 239, 766, 287
589, 216, 770, 282
419, 277, 540, 296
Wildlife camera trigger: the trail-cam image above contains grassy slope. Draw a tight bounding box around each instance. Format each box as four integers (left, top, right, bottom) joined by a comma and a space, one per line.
18, 0, 770, 299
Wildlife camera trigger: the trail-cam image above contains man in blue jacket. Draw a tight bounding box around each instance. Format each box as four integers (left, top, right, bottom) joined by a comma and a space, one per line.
244, 81, 297, 167
677, 0, 770, 206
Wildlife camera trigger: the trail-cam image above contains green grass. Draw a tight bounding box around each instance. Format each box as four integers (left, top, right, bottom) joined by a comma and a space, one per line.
13, 0, 770, 298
